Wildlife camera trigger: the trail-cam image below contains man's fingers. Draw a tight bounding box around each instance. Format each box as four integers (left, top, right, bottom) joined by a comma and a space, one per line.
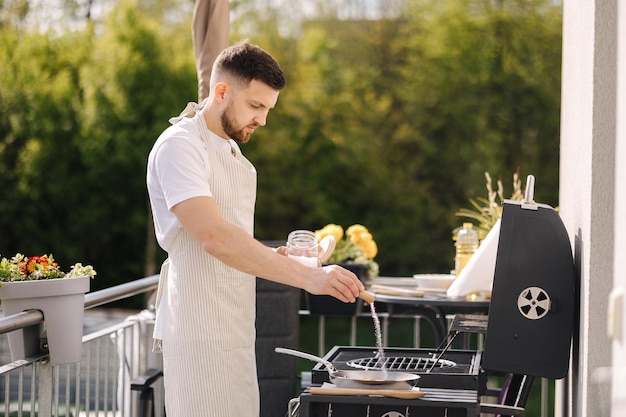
333, 276, 362, 302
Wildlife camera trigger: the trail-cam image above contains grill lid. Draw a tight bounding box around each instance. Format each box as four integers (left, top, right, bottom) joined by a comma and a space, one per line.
482, 176, 576, 379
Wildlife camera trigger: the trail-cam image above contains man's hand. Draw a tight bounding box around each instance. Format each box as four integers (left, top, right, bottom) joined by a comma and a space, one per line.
305, 264, 364, 303
273, 246, 288, 256
271, 245, 363, 301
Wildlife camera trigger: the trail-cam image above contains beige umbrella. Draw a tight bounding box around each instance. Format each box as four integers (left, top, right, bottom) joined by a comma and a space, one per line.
192, 0, 229, 101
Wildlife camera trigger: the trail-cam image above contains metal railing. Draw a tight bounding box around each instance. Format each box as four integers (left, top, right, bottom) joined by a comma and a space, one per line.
1, 275, 162, 417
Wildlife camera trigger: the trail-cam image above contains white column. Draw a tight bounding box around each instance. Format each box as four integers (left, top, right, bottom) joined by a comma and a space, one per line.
612, 0, 626, 415
559, 0, 618, 416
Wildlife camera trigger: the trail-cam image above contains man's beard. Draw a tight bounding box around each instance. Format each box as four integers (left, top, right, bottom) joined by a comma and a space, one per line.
221, 103, 256, 143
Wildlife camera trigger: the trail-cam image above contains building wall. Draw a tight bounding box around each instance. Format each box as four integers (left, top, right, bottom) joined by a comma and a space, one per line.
559, 0, 618, 416
613, 0, 626, 413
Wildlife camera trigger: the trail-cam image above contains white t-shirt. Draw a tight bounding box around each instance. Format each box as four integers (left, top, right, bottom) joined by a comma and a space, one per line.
146, 113, 241, 251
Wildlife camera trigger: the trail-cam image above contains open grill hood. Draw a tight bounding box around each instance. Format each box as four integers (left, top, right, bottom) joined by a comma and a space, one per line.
482, 176, 576, 379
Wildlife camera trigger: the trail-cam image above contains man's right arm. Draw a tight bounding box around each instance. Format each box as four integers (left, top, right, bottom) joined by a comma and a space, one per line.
171, 195, 364, 303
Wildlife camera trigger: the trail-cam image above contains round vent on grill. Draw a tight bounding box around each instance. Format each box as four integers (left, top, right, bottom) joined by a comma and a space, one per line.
517, 286, 551, 320
382, 412, 406, 417
346, 356, 457, 371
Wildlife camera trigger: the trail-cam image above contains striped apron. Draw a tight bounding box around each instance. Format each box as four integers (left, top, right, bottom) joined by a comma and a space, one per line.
158, 117, 258, 416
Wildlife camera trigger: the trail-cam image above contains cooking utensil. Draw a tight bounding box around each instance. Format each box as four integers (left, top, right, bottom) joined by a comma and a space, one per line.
359, 290, 376, 304
275, 347, 420, 389
308, 383, 425, 399
369, 284, 425, 298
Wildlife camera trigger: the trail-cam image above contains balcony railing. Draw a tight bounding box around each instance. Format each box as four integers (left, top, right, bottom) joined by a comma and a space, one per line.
1, 275, 162, 417
0, 275, 552, 417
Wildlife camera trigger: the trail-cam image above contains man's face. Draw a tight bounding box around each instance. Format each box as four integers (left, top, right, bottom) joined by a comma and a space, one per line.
220, 79, 280, 143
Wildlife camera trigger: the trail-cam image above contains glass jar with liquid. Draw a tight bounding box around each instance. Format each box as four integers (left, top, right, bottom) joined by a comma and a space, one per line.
287, 230, 319, 268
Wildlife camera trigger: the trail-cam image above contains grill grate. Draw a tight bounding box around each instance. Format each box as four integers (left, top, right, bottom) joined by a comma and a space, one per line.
346, 356, 457, 371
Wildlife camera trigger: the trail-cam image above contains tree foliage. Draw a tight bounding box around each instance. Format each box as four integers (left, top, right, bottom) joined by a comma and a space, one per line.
242, 0, 562, 275
0, 0, 195, 295
0, 0, 562, 294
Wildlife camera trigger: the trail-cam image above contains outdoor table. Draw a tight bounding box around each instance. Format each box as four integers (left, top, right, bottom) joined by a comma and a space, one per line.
369, 277, 490, 346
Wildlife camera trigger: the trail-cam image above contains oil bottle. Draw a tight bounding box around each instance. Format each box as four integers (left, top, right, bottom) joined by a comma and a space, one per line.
455, 222, 479, 276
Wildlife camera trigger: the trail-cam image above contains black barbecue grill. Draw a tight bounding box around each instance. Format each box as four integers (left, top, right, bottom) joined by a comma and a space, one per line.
288, 176, 577, 417
311, 346, 485, 392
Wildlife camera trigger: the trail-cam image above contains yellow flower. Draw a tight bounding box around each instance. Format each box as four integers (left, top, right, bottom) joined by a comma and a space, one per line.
360, 239, 378, 259
344, 225, 378, 258
315, 224, 344, 242
346, 224, 368, 239
316, 223, 379, 278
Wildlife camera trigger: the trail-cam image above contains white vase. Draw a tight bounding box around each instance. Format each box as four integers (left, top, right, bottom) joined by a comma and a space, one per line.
0, 275, 90, 365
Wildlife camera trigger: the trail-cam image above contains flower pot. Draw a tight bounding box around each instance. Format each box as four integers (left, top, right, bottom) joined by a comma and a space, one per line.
307, 263, 369, 316
0, 275, 90, 365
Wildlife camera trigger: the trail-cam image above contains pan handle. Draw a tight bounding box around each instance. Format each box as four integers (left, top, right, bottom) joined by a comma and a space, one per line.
275, 347, 338, 372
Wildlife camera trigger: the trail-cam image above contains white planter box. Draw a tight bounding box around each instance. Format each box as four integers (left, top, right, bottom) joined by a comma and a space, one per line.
0, 275, 90, 365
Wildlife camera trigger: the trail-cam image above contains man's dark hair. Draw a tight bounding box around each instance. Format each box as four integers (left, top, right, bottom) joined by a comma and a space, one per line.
213, 40, 286, 91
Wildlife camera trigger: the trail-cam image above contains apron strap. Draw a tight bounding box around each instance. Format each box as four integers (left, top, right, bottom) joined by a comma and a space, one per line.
168, 98, 208, 124
152, 258, 170, 352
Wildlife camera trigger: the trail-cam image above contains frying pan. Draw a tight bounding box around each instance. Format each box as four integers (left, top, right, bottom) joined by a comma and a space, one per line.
275, 347, 420, 390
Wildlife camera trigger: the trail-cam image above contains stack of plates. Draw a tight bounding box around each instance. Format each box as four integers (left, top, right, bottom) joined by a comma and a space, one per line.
368, 274, 455, 297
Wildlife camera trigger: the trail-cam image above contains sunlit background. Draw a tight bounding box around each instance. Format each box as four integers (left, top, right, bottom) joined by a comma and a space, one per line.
0, 0, 563, 301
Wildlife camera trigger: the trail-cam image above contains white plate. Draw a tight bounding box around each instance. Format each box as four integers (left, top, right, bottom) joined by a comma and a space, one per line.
412, 274, 455, 290
369, 277, 419, 286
